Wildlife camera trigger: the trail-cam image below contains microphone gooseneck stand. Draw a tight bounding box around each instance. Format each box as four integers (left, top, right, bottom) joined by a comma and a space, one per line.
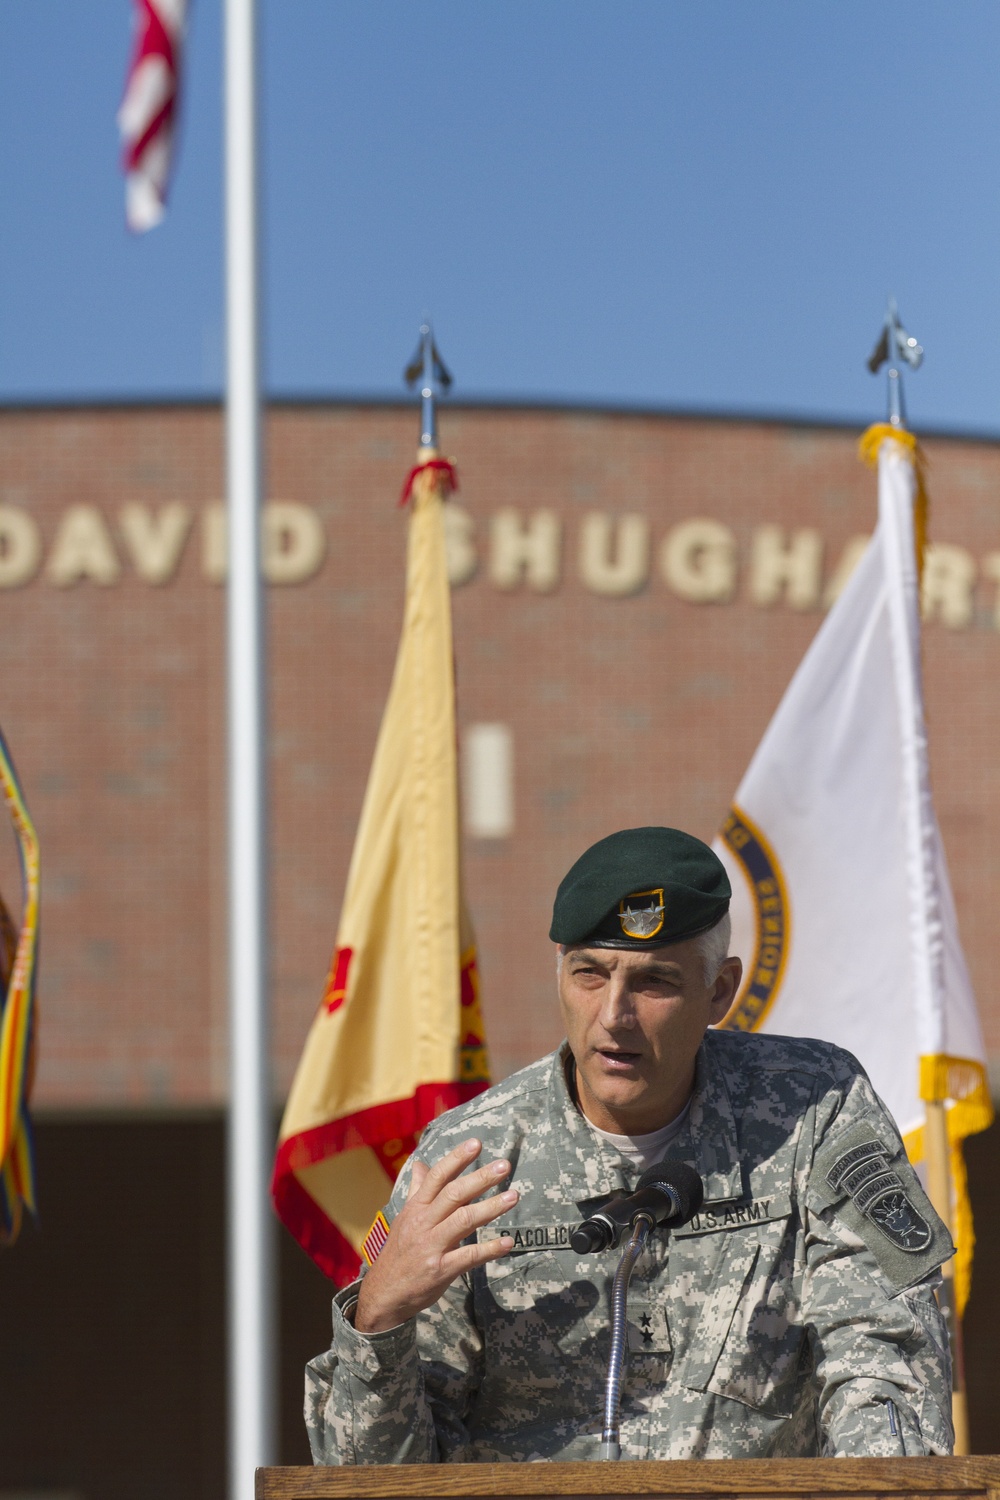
599, 1211, 654, 1461
582, 1160, 704, 1460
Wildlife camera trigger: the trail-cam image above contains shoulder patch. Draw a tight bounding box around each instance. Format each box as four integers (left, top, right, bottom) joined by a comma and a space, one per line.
809, 1118, 953, 1292
826, 1139, 932, 1253
361, 1211, 390, 1266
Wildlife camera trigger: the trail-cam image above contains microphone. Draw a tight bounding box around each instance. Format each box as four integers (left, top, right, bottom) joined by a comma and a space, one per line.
571, 1159, 703, 1254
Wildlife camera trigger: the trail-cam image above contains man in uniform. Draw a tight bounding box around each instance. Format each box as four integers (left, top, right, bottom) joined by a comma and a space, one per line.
305, 827, 954, 1463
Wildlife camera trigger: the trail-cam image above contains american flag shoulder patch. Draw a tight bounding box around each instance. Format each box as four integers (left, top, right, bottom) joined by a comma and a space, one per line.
361, 1211, 390, 1266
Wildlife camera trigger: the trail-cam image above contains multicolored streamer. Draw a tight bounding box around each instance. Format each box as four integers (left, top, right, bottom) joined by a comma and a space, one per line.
0, 727, 39, 1244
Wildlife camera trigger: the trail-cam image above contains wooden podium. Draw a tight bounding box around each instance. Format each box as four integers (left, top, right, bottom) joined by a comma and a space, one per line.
257, 1458, 1000, 1500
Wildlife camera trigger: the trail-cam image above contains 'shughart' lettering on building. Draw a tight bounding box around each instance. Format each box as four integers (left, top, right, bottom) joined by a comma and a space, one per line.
0, 500, 998, 631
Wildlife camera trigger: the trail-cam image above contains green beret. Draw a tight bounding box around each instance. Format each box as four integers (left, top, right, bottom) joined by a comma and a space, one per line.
549, 826, 731, 949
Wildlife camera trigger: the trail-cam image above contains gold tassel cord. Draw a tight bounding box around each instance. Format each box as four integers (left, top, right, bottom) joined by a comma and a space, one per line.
904, 1059, 993, 1317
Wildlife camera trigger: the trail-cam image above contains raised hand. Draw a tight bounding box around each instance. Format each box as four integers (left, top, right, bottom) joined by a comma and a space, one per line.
354, 1138, 518, 1333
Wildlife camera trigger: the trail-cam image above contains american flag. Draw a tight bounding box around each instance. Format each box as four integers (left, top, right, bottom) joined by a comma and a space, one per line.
117, 0, 188, 232
361, 1212, 390, 1268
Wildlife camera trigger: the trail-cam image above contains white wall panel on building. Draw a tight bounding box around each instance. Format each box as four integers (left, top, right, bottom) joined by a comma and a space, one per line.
463, 723, 514, 839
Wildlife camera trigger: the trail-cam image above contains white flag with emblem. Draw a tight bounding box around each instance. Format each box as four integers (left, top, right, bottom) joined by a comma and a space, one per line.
714, 425, 991, 1312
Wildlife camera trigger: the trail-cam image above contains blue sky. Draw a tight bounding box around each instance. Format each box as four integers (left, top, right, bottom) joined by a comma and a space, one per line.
1, 3, 998, 431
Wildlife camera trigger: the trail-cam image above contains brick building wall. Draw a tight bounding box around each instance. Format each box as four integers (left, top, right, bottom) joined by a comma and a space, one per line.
0, 400, 997, 1108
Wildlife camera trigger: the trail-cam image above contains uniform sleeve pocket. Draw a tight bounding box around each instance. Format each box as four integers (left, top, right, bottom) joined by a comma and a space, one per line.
682, 1219, 804, 1418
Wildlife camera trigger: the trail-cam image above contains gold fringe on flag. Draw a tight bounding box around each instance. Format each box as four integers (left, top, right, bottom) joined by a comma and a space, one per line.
0, 727, 40, 1246
905, 1057, 994, 1315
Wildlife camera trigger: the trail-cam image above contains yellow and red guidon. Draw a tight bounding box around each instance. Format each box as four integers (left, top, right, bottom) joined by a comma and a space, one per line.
271, 945, 490, 1286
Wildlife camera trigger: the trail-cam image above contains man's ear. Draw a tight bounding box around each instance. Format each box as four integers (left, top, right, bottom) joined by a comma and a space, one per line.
708, 957, 742, 1024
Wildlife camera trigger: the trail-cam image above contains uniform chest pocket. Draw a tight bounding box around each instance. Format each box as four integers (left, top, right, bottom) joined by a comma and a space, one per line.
680, 1214, 804, 1418
478, 1249, 605, 1373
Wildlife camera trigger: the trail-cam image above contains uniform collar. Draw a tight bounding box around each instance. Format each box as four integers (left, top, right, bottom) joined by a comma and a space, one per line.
669, 1031, 743, 1204
548, 1031, 742, 1208
548, 1043, 631, 1202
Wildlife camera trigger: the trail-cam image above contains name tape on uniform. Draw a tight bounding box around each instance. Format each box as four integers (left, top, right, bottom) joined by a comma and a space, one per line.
480, 1196, 792, 1250
478, 1223, 575, 1251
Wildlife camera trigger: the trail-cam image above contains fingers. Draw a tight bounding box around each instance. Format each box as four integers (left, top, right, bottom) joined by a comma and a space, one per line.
436, 1186, 519, 1246
357, 1142, 520, 1331
411, 1138, 513, 1226
443, 1232, 516, 1280
409, 1138, 482, 1204
407, 1159, 429, 1200
432, 1159, 513, 1224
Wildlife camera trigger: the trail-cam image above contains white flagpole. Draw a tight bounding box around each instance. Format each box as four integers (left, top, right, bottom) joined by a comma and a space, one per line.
225, 1, 275, 1496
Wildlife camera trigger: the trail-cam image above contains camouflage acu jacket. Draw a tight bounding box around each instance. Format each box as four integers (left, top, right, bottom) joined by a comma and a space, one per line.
306, 1030, 954, 1463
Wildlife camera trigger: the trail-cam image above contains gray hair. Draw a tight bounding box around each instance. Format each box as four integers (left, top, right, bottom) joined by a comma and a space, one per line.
695, 911, 732, 984
556, 910, 732, 985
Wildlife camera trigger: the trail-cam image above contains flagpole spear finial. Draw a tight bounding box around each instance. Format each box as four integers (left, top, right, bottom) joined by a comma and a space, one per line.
866, 296, 923, 427
404, 321, 453, 455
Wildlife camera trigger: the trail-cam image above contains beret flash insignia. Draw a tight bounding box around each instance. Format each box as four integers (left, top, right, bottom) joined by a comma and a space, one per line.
618, 888, 665, 941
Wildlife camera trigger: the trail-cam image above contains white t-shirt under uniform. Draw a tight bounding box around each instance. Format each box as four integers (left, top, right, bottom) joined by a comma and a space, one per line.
585, 1098, 691, 1173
